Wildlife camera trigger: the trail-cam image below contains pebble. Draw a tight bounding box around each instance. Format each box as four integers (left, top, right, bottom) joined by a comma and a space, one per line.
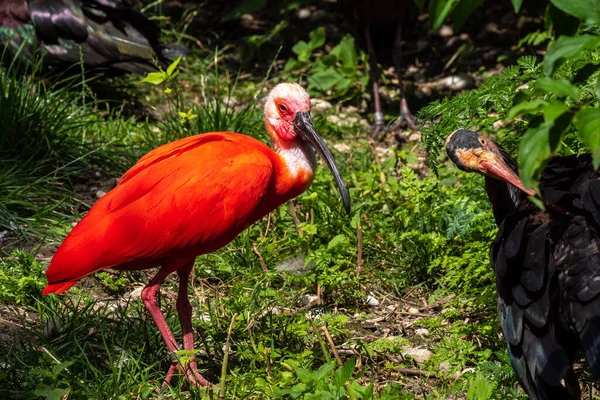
297, 8, 311, 19
402, 347, 433, 364
408, 133, 421, 142
408, 307, 420, 315
298, 294, 319, 309
415, 328, 430, 337
439, 361, 451, 373
439, 25, 454, 37
96, 190, 107, 199
311, 98, 333, 113
365, 295, 380, 307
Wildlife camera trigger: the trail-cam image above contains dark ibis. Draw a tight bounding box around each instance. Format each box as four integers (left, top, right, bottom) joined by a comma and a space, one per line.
446, 128, 600, 400
0, 0, 187, 75
341, 0, 417, 136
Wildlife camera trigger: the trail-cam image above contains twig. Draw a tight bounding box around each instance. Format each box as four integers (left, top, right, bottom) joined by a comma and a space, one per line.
252, 246, 269, 274
307, 315, 331, 363
219, 313, 238, 400
288, 201, 303, 235
321, 325, 343, 367
321, 326, 355, 400
396, 367, 437, 378
265, 347, 272, 377
356, 222, 363, 275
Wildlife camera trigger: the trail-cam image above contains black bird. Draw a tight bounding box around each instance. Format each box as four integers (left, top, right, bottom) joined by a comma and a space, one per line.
340, 0, 417, 137
0, 0, 187, 75
446, 129, 600, 400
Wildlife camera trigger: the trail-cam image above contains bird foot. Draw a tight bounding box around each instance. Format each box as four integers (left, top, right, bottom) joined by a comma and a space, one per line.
162, 361, 211, 389
391, 98, 418, 132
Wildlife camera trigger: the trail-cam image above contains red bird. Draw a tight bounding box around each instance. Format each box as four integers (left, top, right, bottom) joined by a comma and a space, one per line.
43, 82, 350, 387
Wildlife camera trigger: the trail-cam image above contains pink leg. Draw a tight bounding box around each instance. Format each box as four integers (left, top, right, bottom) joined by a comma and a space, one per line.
363, 21, 386, 138
391, 20, 418, 131
176, 261, 210, 386
141, 261, 209, 388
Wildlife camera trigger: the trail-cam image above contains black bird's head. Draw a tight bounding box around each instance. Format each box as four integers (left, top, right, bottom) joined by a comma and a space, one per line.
445, 129, 535, 196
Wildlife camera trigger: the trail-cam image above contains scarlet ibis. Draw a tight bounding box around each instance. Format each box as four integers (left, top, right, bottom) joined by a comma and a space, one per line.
0, 0, 187, 74
446, 129, 600, 399
43, 82, 350, 386
341, 0, 417, 136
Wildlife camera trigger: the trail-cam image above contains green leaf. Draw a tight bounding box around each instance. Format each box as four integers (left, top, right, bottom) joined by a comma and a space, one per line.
550, 0, 600, 24
292, 40, 309, 57
544, 34, 600, 76
508, 99, 548, 119
534, 77, 580, 101
451, 0, 484, 29
429, 0, 461, 30
542, 100, 569, 123
327, 234, 347, 250
333, 358, 355, 388
166, 56, 182, 76
51, 361, 73, 378
467, 373, 494, 400
574, 107, 600, 168
140, 71, 167, 85
518, 121, 552, 191
511, 0, 524, 12
331, 35, 358, 70
308, 69, 343, 92
308, 27, 326, 50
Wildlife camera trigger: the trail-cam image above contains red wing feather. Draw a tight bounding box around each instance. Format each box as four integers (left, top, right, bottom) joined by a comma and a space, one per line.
45, 133, 275, 292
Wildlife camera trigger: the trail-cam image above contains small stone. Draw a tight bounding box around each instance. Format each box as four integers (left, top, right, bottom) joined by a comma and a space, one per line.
297, 8, 311, 19
492, 119, 505, 130
415, 328, 429, 337
408, 307, 420, 315
402, 347, 433, 364
96, 190, 107, 199
439, 25, 454, 37
298, 294, 319, 309
365, 295, 379, 306
439, 361, 451, 373
95, 171, 102, 178
408, 133, 421, 142
437, 75, 474, 91
333, 143, 351, 153
125, 286, 144, 300
311, 98, 333, 113
276, 254, 309, 273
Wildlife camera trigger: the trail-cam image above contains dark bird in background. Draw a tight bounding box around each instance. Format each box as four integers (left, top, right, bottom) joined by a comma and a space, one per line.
341, 0, 418, 137
446, 129, 600, 399
0, 0, 187, 75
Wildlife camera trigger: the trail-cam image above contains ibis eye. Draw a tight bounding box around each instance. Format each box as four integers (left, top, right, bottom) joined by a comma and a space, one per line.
479, 137, 486, 146
278, 104, 288, 113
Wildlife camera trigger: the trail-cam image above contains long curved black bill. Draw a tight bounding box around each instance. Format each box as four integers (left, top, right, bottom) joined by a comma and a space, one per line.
293, 111, 351, 214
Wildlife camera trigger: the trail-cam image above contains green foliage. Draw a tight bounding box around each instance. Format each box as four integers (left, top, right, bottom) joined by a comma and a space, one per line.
285, 28, 369, 100
274, 359, 373, 399
421, 0, 600, 190
0, 250, 45, 305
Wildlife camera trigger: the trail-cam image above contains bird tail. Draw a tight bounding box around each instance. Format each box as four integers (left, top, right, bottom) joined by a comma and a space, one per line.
42, 280, 77, 295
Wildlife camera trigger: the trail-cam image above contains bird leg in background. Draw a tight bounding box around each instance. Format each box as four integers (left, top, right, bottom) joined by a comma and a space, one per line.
175, 260, 210, 387
363, 22, 386, 138
391, 20, 418, 132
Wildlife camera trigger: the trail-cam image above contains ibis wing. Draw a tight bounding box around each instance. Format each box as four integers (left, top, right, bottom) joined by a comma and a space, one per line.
46, 133, 275, 285
28, 0, 180, 73
492, 211, 575, 399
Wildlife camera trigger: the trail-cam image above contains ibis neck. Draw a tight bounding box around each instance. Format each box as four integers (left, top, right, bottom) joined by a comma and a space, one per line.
271, 139, 316, 200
